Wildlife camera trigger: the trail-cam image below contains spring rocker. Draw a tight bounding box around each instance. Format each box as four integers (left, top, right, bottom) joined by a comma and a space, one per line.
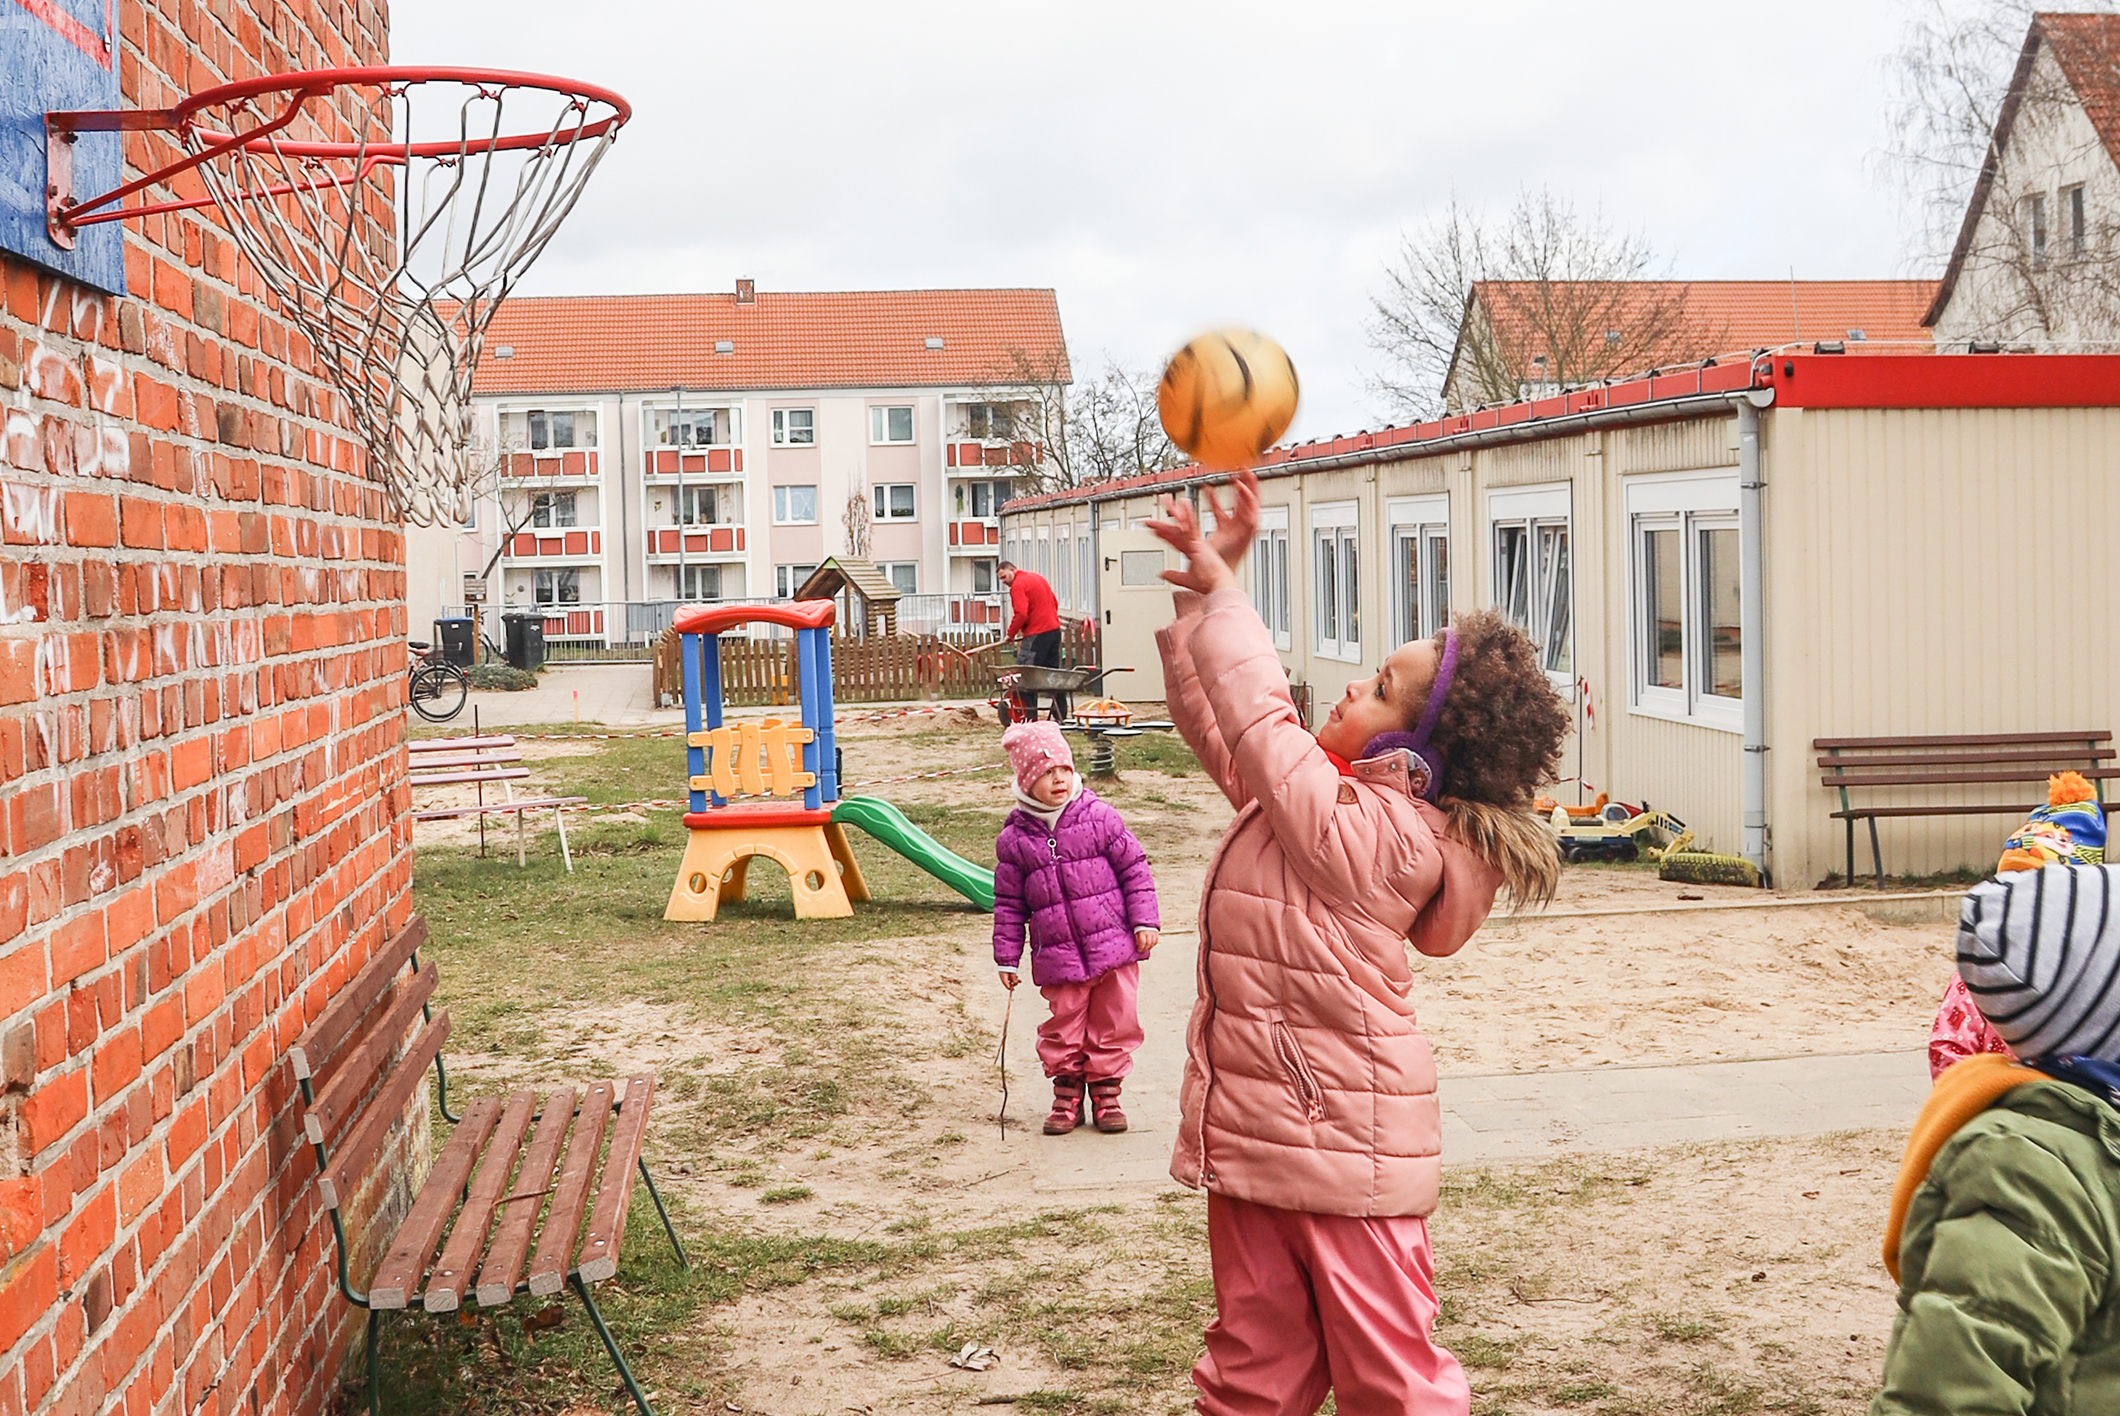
665, 601, 868, 920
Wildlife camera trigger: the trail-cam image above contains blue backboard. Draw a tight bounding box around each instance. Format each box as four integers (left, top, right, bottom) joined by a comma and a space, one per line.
2, 0, 126, 295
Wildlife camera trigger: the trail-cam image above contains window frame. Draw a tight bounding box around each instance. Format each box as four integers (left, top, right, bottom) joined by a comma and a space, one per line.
770, 407, 816, 447
1386, 495, 1449, 646
772, 484, 819, 525
972, 558, 996, 595
2066, 183, 2087, 259
1309, 501, 1361, 664
533, 567, 582, 606
878, 561, 919, 595
774, 563, 821, 599
1624, 471, 1743, 733
1486, 484, 1572, 686
508, 405, 600, 453
868, 404, 916, 445
1251, 505, 1292, 652
874, 483, 917, 521
679, 564, 723, 601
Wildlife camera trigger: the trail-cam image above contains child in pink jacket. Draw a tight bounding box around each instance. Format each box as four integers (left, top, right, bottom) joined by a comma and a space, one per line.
1147, 471, 1570, 1416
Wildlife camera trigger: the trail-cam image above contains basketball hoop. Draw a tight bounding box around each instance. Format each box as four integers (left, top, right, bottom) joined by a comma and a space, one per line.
46, 67, 631, 525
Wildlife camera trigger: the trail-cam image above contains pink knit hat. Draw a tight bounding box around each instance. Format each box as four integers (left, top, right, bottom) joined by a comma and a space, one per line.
1002, 721, 1073, 792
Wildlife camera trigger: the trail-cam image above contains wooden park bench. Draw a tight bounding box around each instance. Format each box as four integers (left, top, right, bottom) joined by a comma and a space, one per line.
409, 734, 587, 871
1816, 730, 2116, 888
294, 914, 686, 1415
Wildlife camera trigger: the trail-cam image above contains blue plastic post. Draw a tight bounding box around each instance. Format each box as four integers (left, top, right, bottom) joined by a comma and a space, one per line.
795, 626, 824, 811
681, 631, 706, 815
701, 631, 727, 807
813, 627, 840, 804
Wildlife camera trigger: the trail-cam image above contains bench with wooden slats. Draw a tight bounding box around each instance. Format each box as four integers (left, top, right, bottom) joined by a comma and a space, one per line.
294, 915, 687, 1415
1815, 730, 2117, 888
407, 733, 587, 870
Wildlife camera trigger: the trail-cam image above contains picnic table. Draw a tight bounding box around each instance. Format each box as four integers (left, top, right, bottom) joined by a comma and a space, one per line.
409, 734, 587, 870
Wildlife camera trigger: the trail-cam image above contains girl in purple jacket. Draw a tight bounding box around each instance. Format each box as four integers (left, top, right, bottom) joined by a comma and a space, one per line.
994, 720, 1161, 1135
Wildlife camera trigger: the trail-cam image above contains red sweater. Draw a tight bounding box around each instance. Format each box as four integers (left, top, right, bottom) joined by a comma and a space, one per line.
1007, 570, 1061, 637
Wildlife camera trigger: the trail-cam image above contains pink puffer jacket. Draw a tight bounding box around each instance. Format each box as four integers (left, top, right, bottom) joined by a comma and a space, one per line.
1160, 588, 1501, 1218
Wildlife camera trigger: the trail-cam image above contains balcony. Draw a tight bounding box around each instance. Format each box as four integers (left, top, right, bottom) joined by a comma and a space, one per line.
504, 529, 605, 562
644, 448, 745, 478
946, 519, 1001, 555
946, 440, 1041, 470
504, 450, 601, 480
645, 524, 748, 562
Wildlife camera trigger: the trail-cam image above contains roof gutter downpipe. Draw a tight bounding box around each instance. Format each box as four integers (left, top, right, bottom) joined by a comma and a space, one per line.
1733, 387, 1774, 882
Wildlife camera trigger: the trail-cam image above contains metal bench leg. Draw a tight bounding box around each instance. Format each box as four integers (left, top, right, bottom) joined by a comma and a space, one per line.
517, 809, 527, 868
366, 1307, 382, 1416
637, 1156, 689, 1269
570, 1273, 656, 1416
556, 808, 574, 875
1869, 817, 1885, 891
1846, 818, 1855, 890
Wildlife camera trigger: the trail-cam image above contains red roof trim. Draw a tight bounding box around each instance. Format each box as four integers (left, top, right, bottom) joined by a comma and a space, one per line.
1006, 353, 2120, 512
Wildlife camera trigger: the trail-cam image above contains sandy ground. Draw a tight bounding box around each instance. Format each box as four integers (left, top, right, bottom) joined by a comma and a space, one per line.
419, 712, 1960, 1415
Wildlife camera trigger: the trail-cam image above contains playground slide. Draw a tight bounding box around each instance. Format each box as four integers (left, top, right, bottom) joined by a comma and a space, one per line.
831, 797, 995, 911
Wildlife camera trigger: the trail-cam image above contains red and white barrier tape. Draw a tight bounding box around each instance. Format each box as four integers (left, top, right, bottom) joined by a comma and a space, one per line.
451, 760, 1008, 819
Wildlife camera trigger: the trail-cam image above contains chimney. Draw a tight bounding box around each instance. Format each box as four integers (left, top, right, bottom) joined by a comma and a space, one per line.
735, 278, 756, 304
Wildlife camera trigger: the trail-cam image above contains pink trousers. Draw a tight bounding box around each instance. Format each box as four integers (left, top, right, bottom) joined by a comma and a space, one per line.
1195, 1193, 1469, 1416
1036, 962, 1142, 1081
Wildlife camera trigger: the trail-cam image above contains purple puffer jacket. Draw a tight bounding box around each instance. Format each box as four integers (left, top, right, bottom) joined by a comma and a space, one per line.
993, 789, 1160, 987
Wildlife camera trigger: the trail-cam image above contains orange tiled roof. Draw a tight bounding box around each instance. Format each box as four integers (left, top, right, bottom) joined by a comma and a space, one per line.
469, 287, 1070, 395
2041, 13, 2120, 168
1469, 278, 1939, 369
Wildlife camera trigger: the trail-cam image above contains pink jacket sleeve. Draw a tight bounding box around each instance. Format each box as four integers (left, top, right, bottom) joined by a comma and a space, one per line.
1155, 590, 1250, 811
1184, 587, 1416, 907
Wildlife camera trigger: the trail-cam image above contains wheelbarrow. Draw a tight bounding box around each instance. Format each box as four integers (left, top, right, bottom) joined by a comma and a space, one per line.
991, 665, 1132, 725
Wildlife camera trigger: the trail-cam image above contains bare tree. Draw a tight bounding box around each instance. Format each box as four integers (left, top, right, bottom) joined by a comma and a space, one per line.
841, 477, 872, 560
1882, 2, 2120, 344
973, 347, 1180, 495
1364, 189, 1703, 418
462, 435, 571, 588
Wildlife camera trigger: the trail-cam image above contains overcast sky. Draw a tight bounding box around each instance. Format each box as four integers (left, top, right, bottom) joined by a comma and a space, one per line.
396, 0, 1925, 440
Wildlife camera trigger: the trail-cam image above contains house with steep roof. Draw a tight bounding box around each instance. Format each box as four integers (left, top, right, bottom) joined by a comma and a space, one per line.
1442, 279, 1938, 410
1925, 11, 2120, 347
405, 281, 1071, 649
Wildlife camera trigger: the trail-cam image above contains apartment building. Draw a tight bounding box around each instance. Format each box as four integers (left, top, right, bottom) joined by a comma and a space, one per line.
405, 282, 1070, 646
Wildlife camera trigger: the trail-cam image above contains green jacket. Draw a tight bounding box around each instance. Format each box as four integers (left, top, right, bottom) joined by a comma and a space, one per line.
1874, 1079, 2120, 1416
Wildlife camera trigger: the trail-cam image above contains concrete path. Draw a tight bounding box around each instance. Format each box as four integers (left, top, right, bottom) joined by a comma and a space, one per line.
975, 932, 1929, 1193
460, 663, 679, 728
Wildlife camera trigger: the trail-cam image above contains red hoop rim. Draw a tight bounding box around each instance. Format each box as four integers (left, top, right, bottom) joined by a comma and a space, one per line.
174, 65, 632, 161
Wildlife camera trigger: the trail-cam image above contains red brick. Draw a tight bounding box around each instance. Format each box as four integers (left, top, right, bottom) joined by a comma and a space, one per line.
21, 1069, 86, 1155
49, 915, 104, 986
62, 493, 115, 548
0, 1240, 56, 1352
118, 497, 162, 550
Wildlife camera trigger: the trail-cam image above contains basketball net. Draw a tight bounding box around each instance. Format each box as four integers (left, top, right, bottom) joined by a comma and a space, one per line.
181, 73, 626, 525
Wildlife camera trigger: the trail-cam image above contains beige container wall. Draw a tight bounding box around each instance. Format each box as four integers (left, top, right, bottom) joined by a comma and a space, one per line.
1765, 405, 2120, 887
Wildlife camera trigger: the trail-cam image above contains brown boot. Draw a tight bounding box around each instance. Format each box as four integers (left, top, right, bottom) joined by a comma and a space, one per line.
1043, 1075, 1086, 1135
1088, 1078, 1128, 1133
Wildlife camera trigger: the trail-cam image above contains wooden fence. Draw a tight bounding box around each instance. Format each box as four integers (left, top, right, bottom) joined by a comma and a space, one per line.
673, 619, 1101, 708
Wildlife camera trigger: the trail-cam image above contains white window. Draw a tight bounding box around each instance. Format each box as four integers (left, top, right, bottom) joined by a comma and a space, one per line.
677, 485, 735, 526
530, 491, 577, 529
1252, 506, 1291, 652
651, 406, 730, 447
1387, 495, 1450, 645
1036, 533, 1051, 580
680, 564, 723, 601
869, 405, 915, 444
972, 559, 996, 595
2067, 184, 2087, 258
1077, 532, 1094, 617
1626, 472, 1742, 730
775, 563, 820, 599
953, 479, 1011, 518
879, 561, 918, 594
874, 483, 917, 521
2030, 192, 2050, 269
964, 402, 1016, 439
1489, 485, 1572, 679
771, 408, 815, 446
1055, 528, 1074, 607
509, 407, 598, 451
534, 568, 580, 605
773, 484, 818, 525
1310, 502, 1361, 663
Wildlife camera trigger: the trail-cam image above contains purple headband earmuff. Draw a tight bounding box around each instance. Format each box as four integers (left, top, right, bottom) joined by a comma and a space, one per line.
1360, 628, 1459, 802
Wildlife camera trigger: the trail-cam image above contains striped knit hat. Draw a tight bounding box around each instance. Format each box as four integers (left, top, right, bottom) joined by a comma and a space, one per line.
1958, 864, 2120, 1062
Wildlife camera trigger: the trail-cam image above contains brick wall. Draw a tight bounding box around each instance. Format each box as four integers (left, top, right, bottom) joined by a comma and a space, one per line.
0, 4, 413, 1414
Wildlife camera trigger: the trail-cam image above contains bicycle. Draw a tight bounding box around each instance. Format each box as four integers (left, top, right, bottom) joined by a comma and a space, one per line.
407, 640, 470, 723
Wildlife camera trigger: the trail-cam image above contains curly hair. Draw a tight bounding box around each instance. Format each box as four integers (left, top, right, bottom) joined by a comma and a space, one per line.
1413, 608, 1572, 907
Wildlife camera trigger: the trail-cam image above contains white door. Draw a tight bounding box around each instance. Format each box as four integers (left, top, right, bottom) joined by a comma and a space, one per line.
1093, 525, 1175, 703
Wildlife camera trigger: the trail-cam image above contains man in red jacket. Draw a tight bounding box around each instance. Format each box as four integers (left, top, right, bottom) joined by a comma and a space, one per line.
999, 561, 1068, 721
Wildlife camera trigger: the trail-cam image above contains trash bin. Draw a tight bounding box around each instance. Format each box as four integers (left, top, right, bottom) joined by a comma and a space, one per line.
434, 616, 475, 668
501, 612, 545, 672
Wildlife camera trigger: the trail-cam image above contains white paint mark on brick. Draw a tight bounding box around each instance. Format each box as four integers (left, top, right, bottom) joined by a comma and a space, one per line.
2, 483, 60, 543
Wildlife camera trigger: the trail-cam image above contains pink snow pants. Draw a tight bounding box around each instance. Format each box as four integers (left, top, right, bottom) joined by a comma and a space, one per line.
1194, 1192, 1469, 1416
1036, 962, 1142, 1081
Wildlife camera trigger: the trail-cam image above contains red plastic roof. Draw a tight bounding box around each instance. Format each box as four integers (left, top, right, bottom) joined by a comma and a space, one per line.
470, 288, 1071, 395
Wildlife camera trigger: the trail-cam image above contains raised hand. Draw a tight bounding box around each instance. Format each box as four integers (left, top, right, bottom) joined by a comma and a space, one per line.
1145, 494, 1239, 596
1200, 469, 1261, 569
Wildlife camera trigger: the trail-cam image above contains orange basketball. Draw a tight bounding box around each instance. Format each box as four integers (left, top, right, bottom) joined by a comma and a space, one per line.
1156, 328, 1300, 467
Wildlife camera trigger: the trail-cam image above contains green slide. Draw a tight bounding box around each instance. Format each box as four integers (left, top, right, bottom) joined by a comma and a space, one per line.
832, 797, 995, 911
